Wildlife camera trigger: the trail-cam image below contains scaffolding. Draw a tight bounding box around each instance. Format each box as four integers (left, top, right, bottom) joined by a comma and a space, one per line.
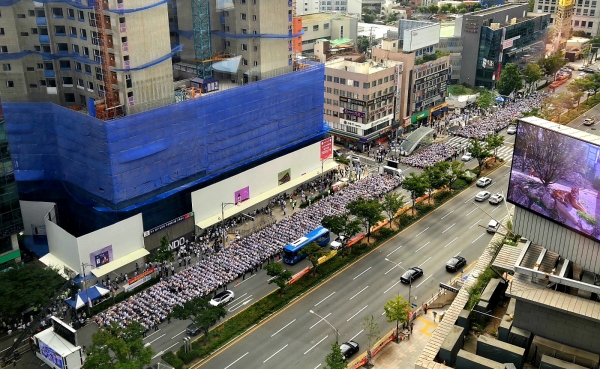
192, 0, 213, 78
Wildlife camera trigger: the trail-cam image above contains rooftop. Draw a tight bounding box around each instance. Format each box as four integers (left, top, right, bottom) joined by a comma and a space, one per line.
440, 22, 456, 38
302, 12, 354, 23
467, 2, 526, 16
325, 58, 401, 74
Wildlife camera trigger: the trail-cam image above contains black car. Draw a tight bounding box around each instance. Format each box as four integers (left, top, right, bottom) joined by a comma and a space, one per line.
340, 341, 360, 360
446, 256, 467, 272
400, 267, 424, 284
186, 323, 202, 336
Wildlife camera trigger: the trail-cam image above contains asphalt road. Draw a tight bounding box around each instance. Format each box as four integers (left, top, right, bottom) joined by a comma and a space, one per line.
192, 164, 514, 369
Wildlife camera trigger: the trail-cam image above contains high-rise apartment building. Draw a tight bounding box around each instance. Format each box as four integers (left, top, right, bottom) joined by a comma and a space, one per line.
534, 0, 599, 37
319, 0, 362, 14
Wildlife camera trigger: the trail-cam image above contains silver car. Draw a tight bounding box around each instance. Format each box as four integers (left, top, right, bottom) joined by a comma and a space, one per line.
475, 191, 491, 202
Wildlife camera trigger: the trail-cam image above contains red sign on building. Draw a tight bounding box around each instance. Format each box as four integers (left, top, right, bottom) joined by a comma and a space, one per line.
320, 137, 333, 161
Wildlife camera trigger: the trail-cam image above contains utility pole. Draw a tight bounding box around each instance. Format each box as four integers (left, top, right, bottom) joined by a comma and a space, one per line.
81, 263, 92, 316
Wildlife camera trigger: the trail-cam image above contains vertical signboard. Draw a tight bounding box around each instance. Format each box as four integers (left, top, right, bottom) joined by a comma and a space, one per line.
278, 168, 291, 185
320, 137, 333, 160
234, 186, 250, 204
89, 245, 113, 268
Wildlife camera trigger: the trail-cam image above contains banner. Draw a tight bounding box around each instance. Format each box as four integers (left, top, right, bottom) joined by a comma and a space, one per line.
124, 268, 155, 292
89, 245, 113, 268
143, 212, 193, 237
234, 186, 250, 204
320, 137, 333, 160
278, 168, 291, 185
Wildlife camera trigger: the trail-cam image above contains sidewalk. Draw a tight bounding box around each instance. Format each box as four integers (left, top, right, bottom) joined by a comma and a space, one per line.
371, 308, 446, 368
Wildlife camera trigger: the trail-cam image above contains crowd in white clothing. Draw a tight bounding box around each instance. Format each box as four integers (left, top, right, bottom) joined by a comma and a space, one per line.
399, 142, 457, 169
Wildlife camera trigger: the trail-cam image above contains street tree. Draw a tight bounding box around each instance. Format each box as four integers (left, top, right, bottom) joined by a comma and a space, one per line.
523, 63, 542, 94
0, 263, 66, 320
84, 321, 154, 369
346, 197, 384, 242
151, 235, 174, 264
381, 192, 406, 227
571, 77, 595, 102
321, 213, 362, 257
439, 3, 454, 13
485, 133, 505, 159
538, 52, 565, 78
384, 295, 410, 343
362, 315, 381, 365
427, 4, 439, 13
467, 139, 492, 177
496, 63, 523, 96
265, 263, 293, 295
476, 90, 494, 111
528, 0, 535, 11
170, 296, 227, 342
301, 242, 328, 276
363, 13, 375, 23
437, 161, 466, 192
386, 12, 399, 23
357, 36, 370, 54
323, 343, 346, 369
402, 172, 428, 211
456, 3, 468, 13
423, 165, 446, 204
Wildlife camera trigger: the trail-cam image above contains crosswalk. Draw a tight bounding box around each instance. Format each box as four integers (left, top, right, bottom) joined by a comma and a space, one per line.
444, 136, 514, 162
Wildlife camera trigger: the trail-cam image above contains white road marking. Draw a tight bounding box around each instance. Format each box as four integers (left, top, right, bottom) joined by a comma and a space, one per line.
414, 241, 431, 253
384, 262, 400, 275
235, 274, 256, 286
146, 334, 165, 345
228, 297, 253, 312
350, 286, 369, 300
415, 275, 433, 288
414, 227, 430, 238
227, 293, 248, 309
419, 257, 432, 267
304, 336, 329, 355
152, 342, 180, 360
464, 197, 474, 204
347, 305, 369, 321
466, 208, 477, 216
443, 237, 458, 248
310, 313, 331, 329
491, 205, 501, 212
350, 329, 364, 341
454, 251, 461, 257
171, 330, 186, 339
314, 292, 335, 306
384, 281, 400, 294
442, 223, 456, 233
469, 218, 482, 229
272, 319, 296, 337
471, 233, 486, 244
143, 329, 161, 340
386, 245, 403, 257
264, 344, 288, 363
353, 267, 372, 280
224, 352, 249, 369
314, 365, 322, 369
441, 210, 455, 219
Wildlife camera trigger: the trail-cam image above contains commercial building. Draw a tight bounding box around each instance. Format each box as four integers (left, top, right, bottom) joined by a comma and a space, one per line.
437, 20, 463, 84
318, 0, 362, 14
324, 57, 402, 151
534, 0, 600, 37
300, 13, 358, 54
1, 0, 328, 280
459, 3, 550, 88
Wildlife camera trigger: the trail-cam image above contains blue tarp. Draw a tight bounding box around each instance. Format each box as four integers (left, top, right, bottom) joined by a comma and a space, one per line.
64, 284, 110, 309
0, 0, 167, 13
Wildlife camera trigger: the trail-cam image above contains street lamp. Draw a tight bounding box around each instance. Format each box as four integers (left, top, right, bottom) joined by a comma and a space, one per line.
384, 258, 413, 310
309, 310, 339, 344
81, 262, 93, 316
220, 202, 255, 249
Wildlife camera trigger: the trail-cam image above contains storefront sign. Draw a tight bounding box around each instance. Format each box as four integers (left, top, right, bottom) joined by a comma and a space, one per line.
143, 212, 194, 237
125, 268, 155, 292
320, 137, 333, 160
411, 110, 429, 123
439, 282, 459, 293
343, 108, 366, 118
368, 92, 394, 107
340, 96, 366, 106
278, 168, 291, 185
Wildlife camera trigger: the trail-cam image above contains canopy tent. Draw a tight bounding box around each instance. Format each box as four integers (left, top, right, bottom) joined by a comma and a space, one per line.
496, 96, 504, 103
64, 284, 110, 309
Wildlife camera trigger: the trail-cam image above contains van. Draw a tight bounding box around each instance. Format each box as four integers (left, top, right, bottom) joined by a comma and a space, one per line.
486, 220, 499, 234
380, 166, 403, 178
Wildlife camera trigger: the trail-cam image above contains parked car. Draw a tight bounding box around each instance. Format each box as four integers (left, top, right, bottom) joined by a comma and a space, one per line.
489, 193, 504, 205
486, 220, 500, 233
475, 191, 491, 202
583, 118, 595, 126
400, 267, 424, 284
507, 125, 517, 135
476, 177, 492, 187
461, 152, 472, 161
330, 236, 345, 250
446, 256, 467, 272
186, 323, 202, 336
340, 341, 360, 360
209, 290, 235, 307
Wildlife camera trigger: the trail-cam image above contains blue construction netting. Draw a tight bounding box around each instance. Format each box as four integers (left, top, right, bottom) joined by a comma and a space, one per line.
169, 29, 304, 40
0, 50, 99, 64
5, 63, 327, 209
0, 0, 167, 13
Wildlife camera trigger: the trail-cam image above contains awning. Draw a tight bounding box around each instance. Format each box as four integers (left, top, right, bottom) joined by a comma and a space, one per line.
432, 110, 442, 117
65, 284, 110, 309
39, 253, 77, 279
0, 249, 20, 264
91, 248, 149, 277
411, 110, 429, 123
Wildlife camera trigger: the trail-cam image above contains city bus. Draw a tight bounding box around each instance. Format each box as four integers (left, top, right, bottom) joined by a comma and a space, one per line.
282, 227, 330, 265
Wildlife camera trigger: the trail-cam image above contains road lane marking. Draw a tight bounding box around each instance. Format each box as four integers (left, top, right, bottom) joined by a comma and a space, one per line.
443, 237, 458, 248
469, 218, 482, 229
227, 293, 249, 309
314, 292, 335, 307
347, 305, 368, 321
414, 241, 431, 253
464, 197, 474, 204
386, 245, 402, 257
152, 342, 180, 359
419, 257, 432, 267
384, 262, 401, 275
264, 344, 288, 363
143, 329, 161, 340
471, 233, 486, 244
441, 210, 454, 219
350, 329, 364, 341
350, 286, 369, 300
272, 319, 296, 337
415, 275, 433, 288
229, 297, 253, 312
442, 223, 455, 233
235, 274, 255, 286
224, 352, 249, 369
310, 313, 331, 329
314, 365, 321, 369
491, 205, 500, 212
353, 267, 372, 280
384, 281, 400, 294
454, 251, 461, 257
172, 330, 186, 339
466, 208, 477, 216
146, 333, 165, 345
304, 336, 328, 355
414, 227, 429, 237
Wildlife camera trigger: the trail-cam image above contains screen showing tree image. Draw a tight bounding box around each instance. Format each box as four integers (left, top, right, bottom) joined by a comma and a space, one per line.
508, 121, 600, 240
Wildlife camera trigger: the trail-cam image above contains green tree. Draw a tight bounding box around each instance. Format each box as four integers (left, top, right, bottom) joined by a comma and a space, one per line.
456, 3, 468, 13
467, 139, 492, 177
363, 13, 375, 23
436, 161, 465, 192
528, 0, 535, 11
568, 79, 589, 106
427, 4, 439, 13
321, 213, 362, 256
381, 192, 406, 227
346, 197, 384, 242
362, 315, 380, 363
323, 342, 346, 369
417, 6, 429, 13
0, 263, 66, 319
84, 321, 154, 369
573, 30, 589, 37
439, 3, 453, 13
496, 63, 523, 96
386, 12, 399, 23
476, 90, 494, 111
384, 295, 410, 343
402, 172, 429, 211
265, 263, 293, 295
538, 52, 565, 78
357, 36, 370, 54
301, 242, 327, 276
151, 235, 174, 264
485, 133, 505, 158
170, 296, 227, 342
523, 63, 542, 94
423, 165, 447, 204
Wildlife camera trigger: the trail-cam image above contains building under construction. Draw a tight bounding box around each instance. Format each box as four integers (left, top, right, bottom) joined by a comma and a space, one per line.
0, 0, 326, 237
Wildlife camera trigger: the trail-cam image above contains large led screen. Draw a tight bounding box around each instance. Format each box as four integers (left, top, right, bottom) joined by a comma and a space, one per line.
508, 121, 600, 241
39, 341, 64, 369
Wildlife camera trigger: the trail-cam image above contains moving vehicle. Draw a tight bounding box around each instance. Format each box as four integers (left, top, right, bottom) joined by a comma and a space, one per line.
461, 153, 472, 161
330, 236, 345, 250
186, 323, 202, 336
446, 256, 467, 272
340, 341, 360, 360
486, 220, 500, 233
283, 227, 331, 264
209, 290, 235, 307
380, 165, 404, 178
476, 177, 492, 187
489, 193, 504, 205
507, 125, 517, 135
583, 118, 595, 126
475, 191, 491, 202
400, 267, 424, 284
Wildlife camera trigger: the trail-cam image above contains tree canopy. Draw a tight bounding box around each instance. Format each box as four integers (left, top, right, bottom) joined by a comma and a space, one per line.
323, 342, 346, 369
523, 63, 542, 93
381, 193, 406, 227
485, 133, 505, 158
476, 90, 494, 111
496, 63, 523, 96
402, 172, 428, 209
170, 296, 227, 341
301, 242, 327, 275
265, 263, 293, 295
346, 197, 384, 241
357, 36, 370, 54
384, 295, 410, 342
538, 52, 565, 77
321, 213, 362, 256
467, 139, 492, 176
151, 235, 174, 264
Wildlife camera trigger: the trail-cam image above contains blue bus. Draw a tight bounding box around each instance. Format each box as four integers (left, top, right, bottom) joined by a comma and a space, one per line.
282, 227, 330, 265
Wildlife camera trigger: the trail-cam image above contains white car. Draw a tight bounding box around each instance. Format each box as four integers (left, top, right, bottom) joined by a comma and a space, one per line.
583, 118, 595, 126
330, 236, 345, 250
507, 126, 517, 135
489, 193, 504, 204
476, 177, 492, 187
461, 153, 472, 161
209, 290, 235, 307
475, 191, 491, 202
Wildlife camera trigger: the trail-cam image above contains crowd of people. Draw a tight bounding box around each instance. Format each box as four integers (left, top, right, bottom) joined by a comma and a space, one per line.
93, 173, 402, 330
399, 142, 457, 169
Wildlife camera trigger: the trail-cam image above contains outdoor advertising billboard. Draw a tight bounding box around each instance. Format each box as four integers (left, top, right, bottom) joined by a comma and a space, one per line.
402, 23, 441, 52
507, 120, 600, 241
39, 341, 64, 369
89, 245, 113, 268
234, 186, 250, 204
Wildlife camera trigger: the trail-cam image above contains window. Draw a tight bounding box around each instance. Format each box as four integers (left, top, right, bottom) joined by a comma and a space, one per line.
59, 60, 71, 69
313, 25, 319, 31
340, 78, 346, 84
56, 43, 68, 52
0, 46, 8, 53
83, 47, 89, 57
18, 14, 26, 18
324, 23, 329, 29
87, 81, 94, 90
72, 44, 79, 53
85, 64, 91, 74
51, 8, 63, 18
26, 66, 34, 71
126, 74, 132, 88
241, 13, 246, 20
47, 79, 56, 87
582, 21, 587, 26
77, 78, 84, 88
80, 29, 87, 39
37, 63, 43, 69
55, 25, 66, 35
31, 28, 38, 34
36, 9, 45, 17
6, 81, 14, 87
254, 61, 258, 66
29, 84, 37, 88
75, 62, 82, 71
589, 22, 594, 28
62, 76, 73, 85
326, 75, 332, 82
67, 8, 74, 18
2, 63, 10, 71
242, 29, 247, 34
253, 15, 257, 21
78, 10, 85, 20
70, 27, 77, 36
242, 58, 248, 66
28, 10, 35, 16
64, 93, 75, 102
40, 80, 47, 86
253, 46, 258, 51
242, 43, 247, 50
20, 32, 29, 36
0, 28, 4, 35
240, 0, 246, 3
